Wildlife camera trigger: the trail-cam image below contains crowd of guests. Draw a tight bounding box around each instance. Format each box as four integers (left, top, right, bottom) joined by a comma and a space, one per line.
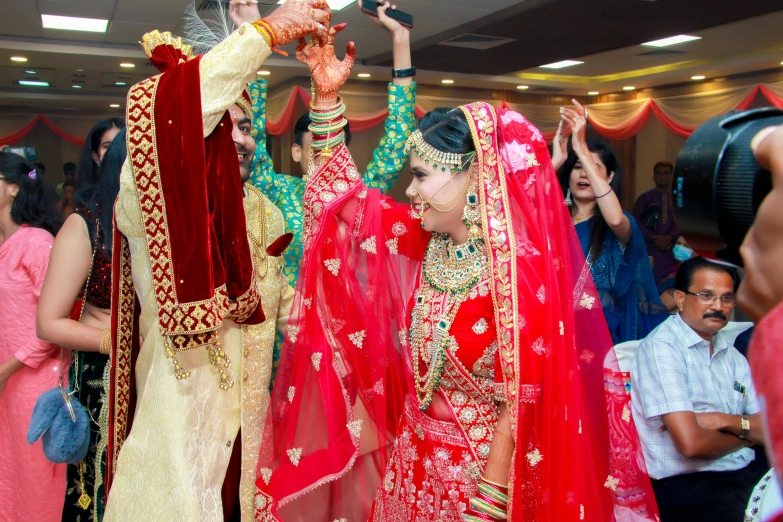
0, 3, 778, 519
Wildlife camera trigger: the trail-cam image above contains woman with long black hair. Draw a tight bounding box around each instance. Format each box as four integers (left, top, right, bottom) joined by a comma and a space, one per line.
76, 118, 124, 187
37, 128, 126, 521
0, 152, 64, 521
554, 101, 667, 343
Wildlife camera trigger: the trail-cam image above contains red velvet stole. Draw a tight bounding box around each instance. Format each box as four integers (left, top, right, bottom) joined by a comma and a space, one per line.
125, 57, 263, 355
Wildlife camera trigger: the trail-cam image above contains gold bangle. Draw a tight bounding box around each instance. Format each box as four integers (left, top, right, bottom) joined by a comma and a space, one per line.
252, 25, 273, 48
99, 328, 112, 356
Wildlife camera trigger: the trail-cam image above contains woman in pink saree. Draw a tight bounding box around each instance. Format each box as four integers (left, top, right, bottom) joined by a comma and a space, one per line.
254, 33, 658, 522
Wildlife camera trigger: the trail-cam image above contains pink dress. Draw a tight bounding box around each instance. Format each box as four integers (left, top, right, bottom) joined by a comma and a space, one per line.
0, 225, 66, 521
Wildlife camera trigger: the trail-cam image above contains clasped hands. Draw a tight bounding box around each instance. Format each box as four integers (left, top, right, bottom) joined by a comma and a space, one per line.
228, 0, 333, 48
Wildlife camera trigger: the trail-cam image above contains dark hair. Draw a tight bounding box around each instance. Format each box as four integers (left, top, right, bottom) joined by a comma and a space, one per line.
294, 113, 352, 147
653, 161, 673, 173
0, 152, 62, 236
63, 180, 76, 190
77, 118, 125, 187
75, 127, 126, 259
675, 257, 740, 293
33, 161, 46, 175
63, 161, 77, 176
557, 140, 620, 260
417, 107, 474, 154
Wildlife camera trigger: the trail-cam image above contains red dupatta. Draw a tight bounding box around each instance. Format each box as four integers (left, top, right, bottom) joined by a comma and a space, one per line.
254, 103, 658, 521
105, 30, 264, 495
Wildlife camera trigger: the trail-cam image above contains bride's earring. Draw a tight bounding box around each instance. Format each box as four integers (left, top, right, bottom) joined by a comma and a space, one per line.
564, 188, 572, 207
462, 183, 482, 241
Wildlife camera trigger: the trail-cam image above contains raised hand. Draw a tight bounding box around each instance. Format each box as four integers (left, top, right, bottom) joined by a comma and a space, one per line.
228, 0, 261, 28
365, 1, 409, 43
560, 98, 588, 156
551, 119, 570, 171
264, 0, 332, 47
296, 25, 356, 106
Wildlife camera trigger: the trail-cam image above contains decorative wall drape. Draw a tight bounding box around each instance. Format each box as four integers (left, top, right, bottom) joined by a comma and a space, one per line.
261, 81, 783, 141
0, 114, 86, 146
3, 82, 783, 146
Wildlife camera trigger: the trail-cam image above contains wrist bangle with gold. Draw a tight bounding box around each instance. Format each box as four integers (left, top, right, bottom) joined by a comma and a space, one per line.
252, 19, 277, 47
99, 328, 112, 356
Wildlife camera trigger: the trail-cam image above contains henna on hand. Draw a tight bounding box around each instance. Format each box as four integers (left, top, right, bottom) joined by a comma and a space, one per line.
296, 25, 355, 105
264, 0, 332, 47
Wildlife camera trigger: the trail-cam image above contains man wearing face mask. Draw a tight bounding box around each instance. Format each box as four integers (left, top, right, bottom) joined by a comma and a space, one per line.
658, 237, 696, 313
631, 257, 767, 522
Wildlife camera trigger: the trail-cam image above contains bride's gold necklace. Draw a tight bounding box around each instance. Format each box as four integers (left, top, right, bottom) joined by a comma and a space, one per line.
410, 234, 488, 410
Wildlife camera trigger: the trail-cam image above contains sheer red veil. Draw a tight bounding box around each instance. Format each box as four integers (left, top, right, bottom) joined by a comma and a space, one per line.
254, 103, 658, 521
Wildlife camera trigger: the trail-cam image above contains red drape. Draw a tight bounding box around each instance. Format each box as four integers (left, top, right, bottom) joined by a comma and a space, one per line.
0, 114, 85, 146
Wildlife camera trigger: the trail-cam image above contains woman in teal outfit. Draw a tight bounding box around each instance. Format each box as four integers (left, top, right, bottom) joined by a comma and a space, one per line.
249, 1, 416, 286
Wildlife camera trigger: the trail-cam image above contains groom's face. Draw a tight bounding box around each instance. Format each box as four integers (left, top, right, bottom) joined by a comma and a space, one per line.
229, 103, 256, 182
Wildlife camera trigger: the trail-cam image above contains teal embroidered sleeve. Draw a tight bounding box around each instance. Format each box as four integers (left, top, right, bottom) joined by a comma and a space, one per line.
362, 82, 417, 193
248, 80, 306, 285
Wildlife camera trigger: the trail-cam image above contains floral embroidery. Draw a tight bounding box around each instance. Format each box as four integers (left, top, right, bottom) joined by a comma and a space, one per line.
604, 475, 619, 491
385, 237, 399, 255
580, 292, 596, 309
391, 221, 407, 237
526, 448, 543, 466
536, 285, 546, 304
311, 352, 322, 371
622, 404, 631, 422
347, 419, 363, 438
531, 337, 546, 355
287, 448, 302, 466
348, 330, 366, 349
287, 324, 299, 343
472, 318, 489, 335
360, 236, 377, 254
526, 152, 539, 168
398, 329, 407, 346
303, 297, 312, 309
259, 468, 272, 485
324, 258, 341, 276
287, 386, 295, 402
580, 350, 595, 364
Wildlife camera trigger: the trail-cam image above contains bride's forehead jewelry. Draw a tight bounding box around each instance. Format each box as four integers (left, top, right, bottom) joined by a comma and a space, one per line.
406, 130, 475, 174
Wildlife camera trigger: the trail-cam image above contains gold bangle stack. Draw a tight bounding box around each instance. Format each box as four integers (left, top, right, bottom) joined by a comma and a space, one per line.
99, 328, 112, 356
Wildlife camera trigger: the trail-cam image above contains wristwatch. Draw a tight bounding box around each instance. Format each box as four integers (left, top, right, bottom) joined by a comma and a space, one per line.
391, 67, 416, 79
738, 416, 750, 439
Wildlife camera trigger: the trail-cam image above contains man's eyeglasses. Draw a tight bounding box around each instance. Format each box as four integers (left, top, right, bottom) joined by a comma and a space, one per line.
684, 291, 737, 306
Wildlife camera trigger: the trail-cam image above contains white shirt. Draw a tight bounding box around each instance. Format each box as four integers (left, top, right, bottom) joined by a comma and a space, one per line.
631, 314, 759, 480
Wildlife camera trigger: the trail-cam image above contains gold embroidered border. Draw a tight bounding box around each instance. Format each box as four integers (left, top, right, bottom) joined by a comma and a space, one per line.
460, 103, 521, 427
108, 235, 135, 490
126, 75, 237, 343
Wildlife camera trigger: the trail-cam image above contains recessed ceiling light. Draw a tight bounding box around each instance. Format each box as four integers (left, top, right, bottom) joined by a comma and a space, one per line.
11, 56, 27, 62
642, 35, 701, 48
276, 0, 353, 9
115, 82, 127, 86
441, 79, 455, 84
540, 60, 583, 69
588, 91, 599, 95
623, 86, 635, 91
257, 70, 271, 76
19, 80, 49, 87
72, 85, 82, 89
516, 85, 529, 90
110, 104, 120, 108
24, 70, 37, 74
357, 73, 371, 78
691, 75, 705, 80
120, 62, 135, 68
41, 14, 108, 33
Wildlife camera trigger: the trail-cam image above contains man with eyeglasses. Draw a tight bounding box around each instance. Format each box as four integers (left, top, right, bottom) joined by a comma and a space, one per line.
631, 257, 767, 522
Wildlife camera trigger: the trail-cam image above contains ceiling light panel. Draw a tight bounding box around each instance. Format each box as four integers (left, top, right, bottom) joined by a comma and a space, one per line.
19, 80, 50, 87
540, 60, 583, 69
41, 14, 109, 33
11, 56, 27, 62
641, 35, 701, 47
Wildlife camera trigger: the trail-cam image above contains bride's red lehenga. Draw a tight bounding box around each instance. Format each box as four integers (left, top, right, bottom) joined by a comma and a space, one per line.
254, 103, 659, 521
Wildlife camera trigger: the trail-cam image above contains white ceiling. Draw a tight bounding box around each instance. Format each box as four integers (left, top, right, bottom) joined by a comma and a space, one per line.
1, 0, 782, 113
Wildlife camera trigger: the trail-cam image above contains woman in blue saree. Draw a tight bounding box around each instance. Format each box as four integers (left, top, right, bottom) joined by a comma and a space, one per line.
554, 101, 667, 343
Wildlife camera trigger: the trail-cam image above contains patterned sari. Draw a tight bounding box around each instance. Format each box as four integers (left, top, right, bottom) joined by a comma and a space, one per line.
254, 103, 659, 521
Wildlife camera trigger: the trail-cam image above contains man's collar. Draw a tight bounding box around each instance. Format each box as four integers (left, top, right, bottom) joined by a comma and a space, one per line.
674, 313, 730, 352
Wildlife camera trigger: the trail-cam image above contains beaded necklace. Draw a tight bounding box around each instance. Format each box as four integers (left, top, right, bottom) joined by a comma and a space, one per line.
410, 233, 489, 410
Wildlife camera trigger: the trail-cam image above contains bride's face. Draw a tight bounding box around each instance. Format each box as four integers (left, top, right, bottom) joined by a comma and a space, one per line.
405, 151, 470, 235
